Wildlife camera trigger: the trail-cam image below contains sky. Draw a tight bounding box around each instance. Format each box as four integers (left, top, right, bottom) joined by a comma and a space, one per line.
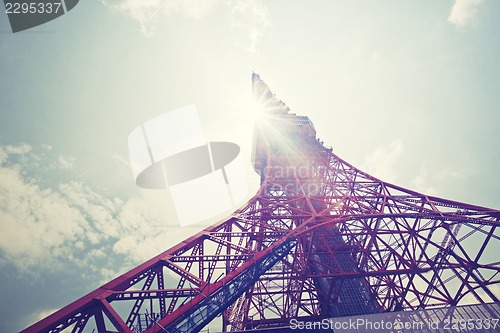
0, 0, 499, 331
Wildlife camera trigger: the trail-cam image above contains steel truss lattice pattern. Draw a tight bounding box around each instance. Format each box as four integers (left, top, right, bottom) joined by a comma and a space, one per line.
22, 74, 500, 333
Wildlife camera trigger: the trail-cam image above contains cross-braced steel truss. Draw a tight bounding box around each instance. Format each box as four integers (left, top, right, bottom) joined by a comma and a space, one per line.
22, 74, 500, 333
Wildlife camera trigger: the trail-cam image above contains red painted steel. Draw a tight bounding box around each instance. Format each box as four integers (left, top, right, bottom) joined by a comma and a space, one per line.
21, 74, 500, 333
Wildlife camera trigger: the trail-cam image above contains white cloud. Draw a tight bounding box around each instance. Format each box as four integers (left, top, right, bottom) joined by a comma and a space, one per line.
411, 162, 439, 196
114, 189, 205, 263
0, 143, 31, 164
448, 0, 484, 27
361, 139, 404, 183
57, 155, 75, 169
25, 308, 58, 329
0, 144, 195, 278
227, 0, 271, 53
411, 161, 462, 196
0, 165, 89, 270
102, 0, 270, 52
102, 0, 220, 36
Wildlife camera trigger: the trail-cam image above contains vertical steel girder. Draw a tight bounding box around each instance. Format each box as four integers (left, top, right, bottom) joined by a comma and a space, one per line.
21, 75, 500, 333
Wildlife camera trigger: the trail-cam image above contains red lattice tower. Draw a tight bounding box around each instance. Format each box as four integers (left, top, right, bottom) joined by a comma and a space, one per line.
22, 74, 500, 333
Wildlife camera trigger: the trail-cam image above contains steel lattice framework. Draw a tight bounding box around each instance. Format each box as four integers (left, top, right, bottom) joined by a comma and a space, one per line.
22, 74, 500, 333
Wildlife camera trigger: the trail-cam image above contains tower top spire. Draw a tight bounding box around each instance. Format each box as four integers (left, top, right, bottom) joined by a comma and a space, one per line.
251, 73, 290, 114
